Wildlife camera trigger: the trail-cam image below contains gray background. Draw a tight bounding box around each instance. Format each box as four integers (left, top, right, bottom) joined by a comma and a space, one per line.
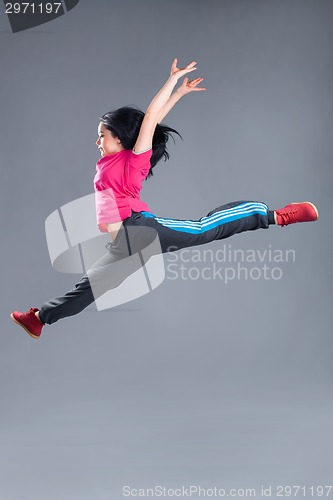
1, 0, 332, 498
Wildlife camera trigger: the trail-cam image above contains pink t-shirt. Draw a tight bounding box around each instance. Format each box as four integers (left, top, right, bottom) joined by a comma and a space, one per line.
94, 148, 153, 232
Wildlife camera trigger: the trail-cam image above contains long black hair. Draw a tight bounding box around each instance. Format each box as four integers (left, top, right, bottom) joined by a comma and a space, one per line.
99, 106, 181, 179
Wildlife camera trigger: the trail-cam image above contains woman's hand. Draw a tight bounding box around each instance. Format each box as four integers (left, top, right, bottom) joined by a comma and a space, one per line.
169, 58, 199, 81
177, 77, 206, 96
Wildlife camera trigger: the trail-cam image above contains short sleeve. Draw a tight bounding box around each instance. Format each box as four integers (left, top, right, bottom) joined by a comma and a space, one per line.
128, 148, 152, 177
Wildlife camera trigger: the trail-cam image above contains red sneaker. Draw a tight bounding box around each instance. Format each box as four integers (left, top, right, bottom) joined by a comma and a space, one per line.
10, 308, 44, 339
275, 202, 319, 227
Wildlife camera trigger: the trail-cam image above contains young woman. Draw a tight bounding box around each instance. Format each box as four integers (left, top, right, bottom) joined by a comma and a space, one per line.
11, 59, 319, 339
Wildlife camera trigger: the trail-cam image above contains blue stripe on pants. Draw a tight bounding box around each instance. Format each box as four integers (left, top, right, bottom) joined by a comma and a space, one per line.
140, 201, 268, 234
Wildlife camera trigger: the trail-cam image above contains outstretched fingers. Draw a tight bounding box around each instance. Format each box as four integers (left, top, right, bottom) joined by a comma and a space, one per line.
185, 61, 197, 69
170, 58, 199, 79
183, 77, 206, 92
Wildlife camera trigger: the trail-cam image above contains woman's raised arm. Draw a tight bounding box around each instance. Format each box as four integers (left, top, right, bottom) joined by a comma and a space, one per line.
133, 59, 201, 153
157, 76, 206, 123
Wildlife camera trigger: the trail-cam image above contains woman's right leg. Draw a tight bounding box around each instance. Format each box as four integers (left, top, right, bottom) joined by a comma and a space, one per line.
11, 244, 132, 337
38, 223, 144, 325
38, 263, 103, 325
11, 212, 162, 336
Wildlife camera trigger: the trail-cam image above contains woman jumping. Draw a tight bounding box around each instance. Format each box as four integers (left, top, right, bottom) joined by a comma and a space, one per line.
11, 59, 319, 339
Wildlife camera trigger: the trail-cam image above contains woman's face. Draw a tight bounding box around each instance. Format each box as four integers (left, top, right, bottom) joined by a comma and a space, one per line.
96, 123, 123, 156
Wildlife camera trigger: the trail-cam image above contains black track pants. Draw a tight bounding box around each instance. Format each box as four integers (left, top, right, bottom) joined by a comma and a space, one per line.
39, 201, 272, 324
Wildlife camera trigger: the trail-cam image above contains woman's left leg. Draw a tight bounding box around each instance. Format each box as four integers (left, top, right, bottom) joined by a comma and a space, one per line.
136, 200, 273, 253
133, 199, 319, 253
